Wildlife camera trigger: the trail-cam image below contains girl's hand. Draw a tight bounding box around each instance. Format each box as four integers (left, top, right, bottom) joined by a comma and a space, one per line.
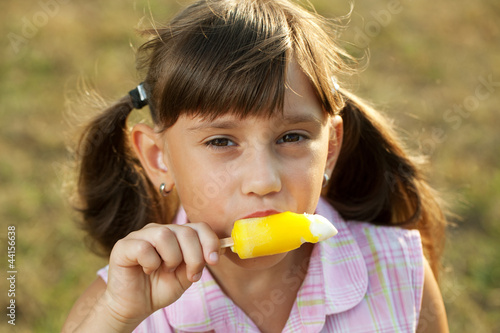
102, 222, 221, 327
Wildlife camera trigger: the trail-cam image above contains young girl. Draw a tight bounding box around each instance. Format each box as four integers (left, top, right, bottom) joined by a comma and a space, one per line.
63, 0, 449, 332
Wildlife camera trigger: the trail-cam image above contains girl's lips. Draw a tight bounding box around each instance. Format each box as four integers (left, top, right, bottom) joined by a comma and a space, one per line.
241, 210, 280, 219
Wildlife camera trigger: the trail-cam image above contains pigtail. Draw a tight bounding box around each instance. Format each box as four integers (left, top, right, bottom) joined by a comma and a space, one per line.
326, 91, 447, 277
74, 96, 170, 255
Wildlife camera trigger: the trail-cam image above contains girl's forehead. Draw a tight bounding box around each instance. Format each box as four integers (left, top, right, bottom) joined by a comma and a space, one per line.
177, 102, 327, 135
182, 107, 326, 129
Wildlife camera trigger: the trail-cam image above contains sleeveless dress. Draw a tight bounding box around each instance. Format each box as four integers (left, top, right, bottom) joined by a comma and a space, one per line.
98, 197, 424, 332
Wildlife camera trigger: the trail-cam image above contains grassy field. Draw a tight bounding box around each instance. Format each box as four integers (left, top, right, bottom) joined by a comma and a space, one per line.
1, 0, 499, 331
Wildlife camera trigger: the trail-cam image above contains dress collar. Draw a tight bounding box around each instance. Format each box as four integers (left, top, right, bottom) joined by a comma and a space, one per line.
314, 197, 368, 314
166, 198, 368, 331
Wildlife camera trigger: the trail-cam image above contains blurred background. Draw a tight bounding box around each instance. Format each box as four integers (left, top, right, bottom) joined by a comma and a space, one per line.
1, 0, 498, 331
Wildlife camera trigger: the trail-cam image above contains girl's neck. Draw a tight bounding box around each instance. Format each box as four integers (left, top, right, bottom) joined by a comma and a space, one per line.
207, 244, 314, 332
210, 243, 313, 293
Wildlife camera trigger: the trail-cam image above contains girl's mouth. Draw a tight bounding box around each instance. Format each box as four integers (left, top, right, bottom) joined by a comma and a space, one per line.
240, 210, 281, 219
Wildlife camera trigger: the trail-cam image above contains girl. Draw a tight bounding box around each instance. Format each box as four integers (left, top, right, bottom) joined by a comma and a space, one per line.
63, 0, 449, 332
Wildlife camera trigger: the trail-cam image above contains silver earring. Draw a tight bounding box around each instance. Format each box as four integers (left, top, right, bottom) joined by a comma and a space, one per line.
322, 173, 330, 188
159, 183, 170, 196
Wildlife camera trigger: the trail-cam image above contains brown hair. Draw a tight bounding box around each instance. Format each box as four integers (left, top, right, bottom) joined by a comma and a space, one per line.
74, 0, 446, 276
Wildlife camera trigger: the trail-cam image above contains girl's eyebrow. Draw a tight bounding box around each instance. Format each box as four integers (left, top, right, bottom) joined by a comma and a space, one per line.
187, 113, 323, 132
281, 114, 323, 126
187, 120, 239, 132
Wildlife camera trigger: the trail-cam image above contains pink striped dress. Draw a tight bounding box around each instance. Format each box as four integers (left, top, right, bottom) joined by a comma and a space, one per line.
98, 197, 424, 332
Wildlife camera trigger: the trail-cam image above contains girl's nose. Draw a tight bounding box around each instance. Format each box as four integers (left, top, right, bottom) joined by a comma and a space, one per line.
240, 146, 282, 197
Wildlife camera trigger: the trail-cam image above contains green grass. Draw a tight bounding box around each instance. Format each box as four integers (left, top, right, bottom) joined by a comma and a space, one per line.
1, 0, 499, 331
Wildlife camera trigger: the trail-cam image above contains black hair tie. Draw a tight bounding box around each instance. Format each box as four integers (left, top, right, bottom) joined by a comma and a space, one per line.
129, 82, 148, 109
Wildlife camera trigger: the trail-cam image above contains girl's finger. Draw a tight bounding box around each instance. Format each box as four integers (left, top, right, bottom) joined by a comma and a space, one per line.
135, 222, 220, 266
120, 223, 220, 281
172, 226, 208, 282
132, 226, 184, 273
111, 238, 162, 275
127, 224, 206, 278
185, 222, 221, 265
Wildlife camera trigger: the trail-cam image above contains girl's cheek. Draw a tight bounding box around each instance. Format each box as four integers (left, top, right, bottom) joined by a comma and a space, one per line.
179, 184, 230, 233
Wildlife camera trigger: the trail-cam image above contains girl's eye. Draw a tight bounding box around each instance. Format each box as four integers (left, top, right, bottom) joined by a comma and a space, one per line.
277, 133, 306, 144
205, 137, 235, 148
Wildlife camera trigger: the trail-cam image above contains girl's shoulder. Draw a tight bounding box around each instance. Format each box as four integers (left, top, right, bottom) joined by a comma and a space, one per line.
318, 196, 424, 284
346, 219, 423, 263
317, 198, 425, 331
317, 196, 423, 266
344, 219, 424, 288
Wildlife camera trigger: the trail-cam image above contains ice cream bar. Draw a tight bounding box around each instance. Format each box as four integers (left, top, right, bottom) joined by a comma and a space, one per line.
220, 211, 337, 259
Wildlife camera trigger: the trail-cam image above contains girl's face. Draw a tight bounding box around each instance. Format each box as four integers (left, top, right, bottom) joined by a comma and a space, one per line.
160, 63, 341, 265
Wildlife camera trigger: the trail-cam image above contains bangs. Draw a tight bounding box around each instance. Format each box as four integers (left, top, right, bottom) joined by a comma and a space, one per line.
155, 1, 291, 128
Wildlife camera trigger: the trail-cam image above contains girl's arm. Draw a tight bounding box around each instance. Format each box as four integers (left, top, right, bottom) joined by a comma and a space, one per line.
62, 222, 221, 333
416, 258, 450, 333
62, 277, 132, 332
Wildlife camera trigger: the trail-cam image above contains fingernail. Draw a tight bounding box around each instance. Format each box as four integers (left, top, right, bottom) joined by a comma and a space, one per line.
209, 252, 219, 263
192, 272, 202, 282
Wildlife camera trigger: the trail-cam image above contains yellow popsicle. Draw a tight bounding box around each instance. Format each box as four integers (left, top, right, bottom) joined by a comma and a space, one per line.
221, 211, 338, 259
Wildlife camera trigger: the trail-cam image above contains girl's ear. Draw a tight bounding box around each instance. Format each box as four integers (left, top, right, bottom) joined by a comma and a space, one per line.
130, 124, 175, 193
325, 115, 343, 176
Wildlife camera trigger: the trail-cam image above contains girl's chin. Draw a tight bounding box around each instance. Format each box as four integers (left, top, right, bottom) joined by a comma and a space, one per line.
223, 249, 289, 270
